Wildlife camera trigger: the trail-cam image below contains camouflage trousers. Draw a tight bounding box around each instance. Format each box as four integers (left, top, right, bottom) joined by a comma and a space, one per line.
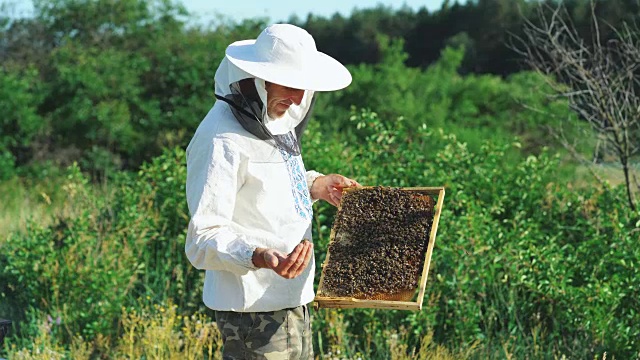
215, 304, 313, 360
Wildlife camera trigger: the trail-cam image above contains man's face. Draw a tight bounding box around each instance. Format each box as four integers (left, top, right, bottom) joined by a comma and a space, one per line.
265, 82, 305, 118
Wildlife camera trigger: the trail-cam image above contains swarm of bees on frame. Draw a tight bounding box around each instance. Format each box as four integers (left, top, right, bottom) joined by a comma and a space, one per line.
321, 186, 434, 299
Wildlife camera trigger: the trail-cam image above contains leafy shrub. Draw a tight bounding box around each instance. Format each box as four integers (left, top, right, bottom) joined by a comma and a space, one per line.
315, 39, 578, 160
0, 164, 142, 339
0, 68, 43, 179
304, 108, 639, 358
0, 151, 16, 180
1, 105, 637, 358
0, 148, 203, 347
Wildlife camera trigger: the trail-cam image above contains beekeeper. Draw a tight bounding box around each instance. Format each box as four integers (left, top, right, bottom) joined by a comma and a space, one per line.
185, 23, 360, 359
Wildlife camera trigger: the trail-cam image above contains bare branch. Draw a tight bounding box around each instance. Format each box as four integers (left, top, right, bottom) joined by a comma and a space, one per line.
512, 0, 639, 210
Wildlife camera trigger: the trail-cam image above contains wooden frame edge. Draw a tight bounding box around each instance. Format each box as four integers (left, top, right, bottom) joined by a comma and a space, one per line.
415, 187, 445, 309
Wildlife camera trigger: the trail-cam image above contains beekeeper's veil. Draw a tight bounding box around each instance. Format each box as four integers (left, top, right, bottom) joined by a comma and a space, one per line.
213, 24, 352, 155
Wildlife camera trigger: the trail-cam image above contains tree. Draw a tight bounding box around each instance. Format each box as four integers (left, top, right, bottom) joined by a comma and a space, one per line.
513, 1, 640, 211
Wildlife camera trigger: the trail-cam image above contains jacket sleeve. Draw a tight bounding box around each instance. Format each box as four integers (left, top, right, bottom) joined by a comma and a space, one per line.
305, 170, 324, 201
185, 135, 257, 275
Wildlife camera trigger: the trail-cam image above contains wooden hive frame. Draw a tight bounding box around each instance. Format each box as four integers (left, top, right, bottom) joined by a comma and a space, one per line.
314, 186, 445, 311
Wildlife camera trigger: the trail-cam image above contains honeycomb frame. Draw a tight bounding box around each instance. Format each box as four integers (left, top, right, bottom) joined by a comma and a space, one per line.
314, 186, 445, 311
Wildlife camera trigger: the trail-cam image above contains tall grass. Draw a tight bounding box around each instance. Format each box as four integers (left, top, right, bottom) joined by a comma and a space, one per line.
0, 164, 113, 239
5, 302, 222, 359
4, 306, 614, 360
4, 302, 481, 359
0, 177, 62, 237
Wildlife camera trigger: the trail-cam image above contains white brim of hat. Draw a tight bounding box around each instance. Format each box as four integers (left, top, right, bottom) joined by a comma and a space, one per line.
225, 40, 352, 92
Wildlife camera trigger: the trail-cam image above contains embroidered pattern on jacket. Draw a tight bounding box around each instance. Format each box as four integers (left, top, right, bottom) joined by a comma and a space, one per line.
279, 148, 312, 220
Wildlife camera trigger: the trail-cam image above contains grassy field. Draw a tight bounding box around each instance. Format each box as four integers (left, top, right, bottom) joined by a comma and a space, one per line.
573, 162, 640, 190
0, 177, 64, 237
0, 169, 115, 243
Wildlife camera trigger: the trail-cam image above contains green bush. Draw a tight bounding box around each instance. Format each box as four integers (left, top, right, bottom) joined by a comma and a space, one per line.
1, 1, 582, 176
315, 39, 578, 161
0, 150, 16, 180
0, 164, 141, 340
1, 113, 638, 357
0, 68, 43, 179
304, 108, 639, 358
0, 149, 204, 345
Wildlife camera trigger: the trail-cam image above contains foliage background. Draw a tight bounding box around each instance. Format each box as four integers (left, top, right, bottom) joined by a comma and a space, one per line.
0, 0, 639, 358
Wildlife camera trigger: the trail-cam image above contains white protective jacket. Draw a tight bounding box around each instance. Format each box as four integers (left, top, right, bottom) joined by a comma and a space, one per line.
185, 58, 322, 312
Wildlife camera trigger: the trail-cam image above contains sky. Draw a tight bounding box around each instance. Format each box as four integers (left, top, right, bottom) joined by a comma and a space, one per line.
1, 0, 451, 24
